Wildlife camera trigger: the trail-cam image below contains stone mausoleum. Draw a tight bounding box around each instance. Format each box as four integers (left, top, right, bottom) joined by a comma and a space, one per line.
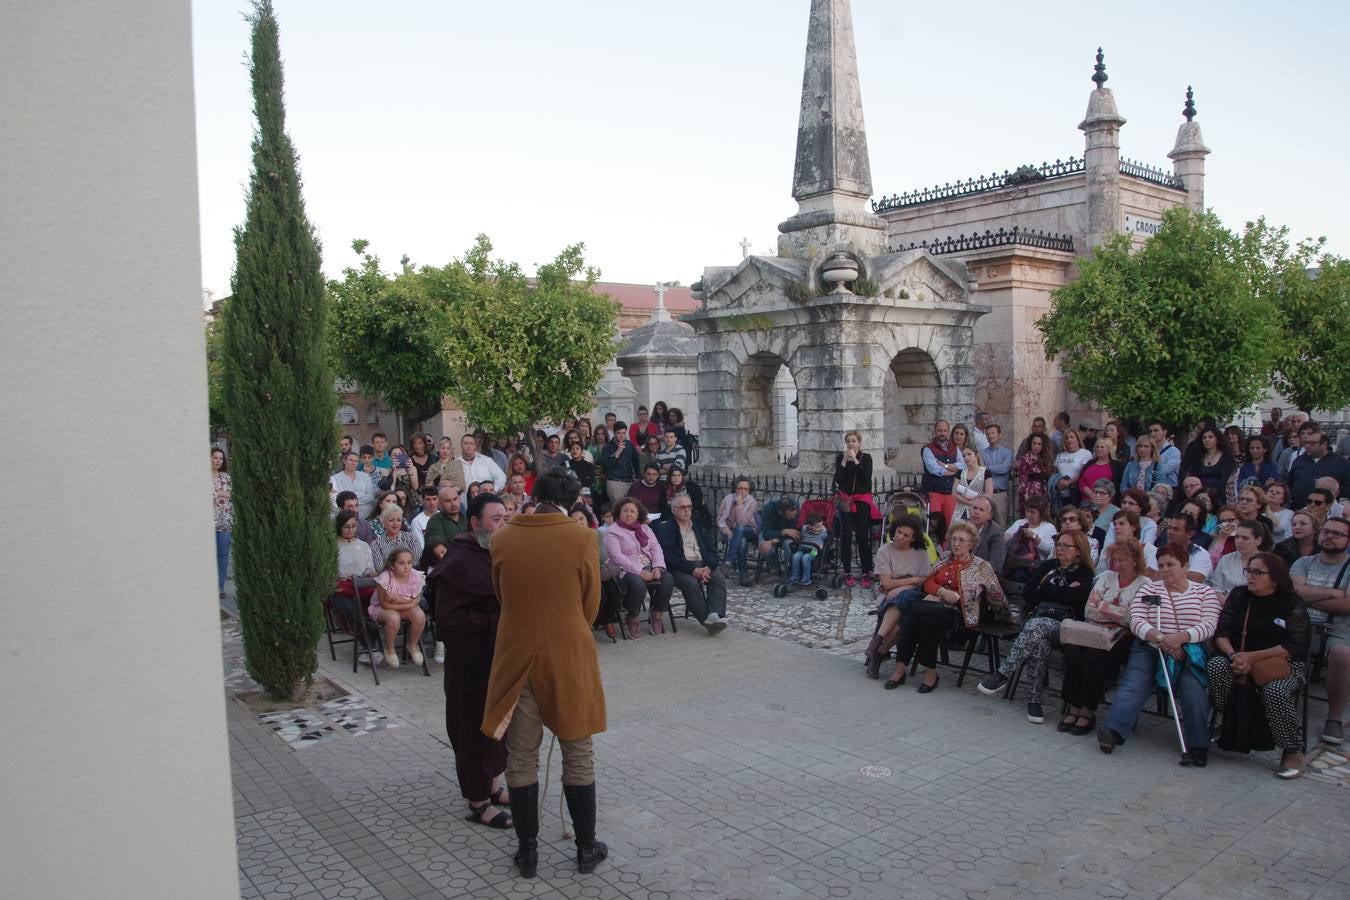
688, 0, 1208, 478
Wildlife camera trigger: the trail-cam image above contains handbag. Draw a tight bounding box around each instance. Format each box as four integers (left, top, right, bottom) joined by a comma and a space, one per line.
1059, 618, 1121, 651
1235, 601, 1291, 687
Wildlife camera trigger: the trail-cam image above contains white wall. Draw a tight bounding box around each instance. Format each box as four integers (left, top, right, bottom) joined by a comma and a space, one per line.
0, 2, 239, 898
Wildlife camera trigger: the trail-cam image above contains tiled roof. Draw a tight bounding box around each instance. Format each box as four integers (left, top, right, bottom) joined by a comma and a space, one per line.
592, 282, 698, 313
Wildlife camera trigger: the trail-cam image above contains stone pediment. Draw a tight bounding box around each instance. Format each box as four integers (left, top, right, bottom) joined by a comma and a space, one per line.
868, 249, 973, 306
703, 255, 810, 312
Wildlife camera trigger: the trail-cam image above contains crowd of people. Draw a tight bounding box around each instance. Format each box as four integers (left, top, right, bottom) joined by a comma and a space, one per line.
207, 400, 1348, 878
852, 408, 1349, 780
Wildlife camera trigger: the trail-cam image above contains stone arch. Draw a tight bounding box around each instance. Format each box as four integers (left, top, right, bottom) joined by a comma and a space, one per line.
737, 350, 798, 469
882, 348, 941, 469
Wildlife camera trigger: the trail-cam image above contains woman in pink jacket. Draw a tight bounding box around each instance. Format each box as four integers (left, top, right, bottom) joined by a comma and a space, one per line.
603, 497, 674, 639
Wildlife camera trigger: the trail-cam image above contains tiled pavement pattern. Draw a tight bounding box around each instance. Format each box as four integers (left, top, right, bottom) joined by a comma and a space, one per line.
228, 584, 1350, 899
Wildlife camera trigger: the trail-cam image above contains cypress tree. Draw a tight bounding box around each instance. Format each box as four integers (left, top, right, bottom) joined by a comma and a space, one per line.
222, 0, 335, 700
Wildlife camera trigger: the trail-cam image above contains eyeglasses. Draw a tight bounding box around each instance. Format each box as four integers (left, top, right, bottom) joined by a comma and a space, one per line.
1242, 568, 1269, 577
1321, 528, 1350, 539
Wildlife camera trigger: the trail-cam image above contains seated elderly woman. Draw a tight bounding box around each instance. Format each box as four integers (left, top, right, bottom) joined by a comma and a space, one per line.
603, 497, 674, 639
888, 521, 1007, 693
1098, 543, 1223, 766
1208, 552, 1311, 778
977, 530, 1095, 723
371, 546, 427, 668
864, 515, 932, 680
369, 504, 423, 573
1059, 538, 1149, 735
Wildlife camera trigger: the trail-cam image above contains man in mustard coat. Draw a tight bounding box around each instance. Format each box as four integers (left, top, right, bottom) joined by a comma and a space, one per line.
483, 469, 608, 878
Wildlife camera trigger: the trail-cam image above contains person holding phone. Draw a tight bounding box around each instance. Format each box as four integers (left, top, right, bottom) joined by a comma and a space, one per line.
388, 444, 419, 498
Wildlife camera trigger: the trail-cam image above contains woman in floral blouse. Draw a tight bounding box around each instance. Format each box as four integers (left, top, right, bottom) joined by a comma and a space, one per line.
1016, 433, 1053, 518
211, 447, 232, 598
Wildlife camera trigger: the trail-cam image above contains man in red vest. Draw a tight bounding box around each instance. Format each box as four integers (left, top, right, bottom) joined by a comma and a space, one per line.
921, 420, 964, 525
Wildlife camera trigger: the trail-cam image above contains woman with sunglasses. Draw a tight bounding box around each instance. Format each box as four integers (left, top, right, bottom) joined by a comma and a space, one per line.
1208, 552, 1311, 778
978, 530, 1094, 724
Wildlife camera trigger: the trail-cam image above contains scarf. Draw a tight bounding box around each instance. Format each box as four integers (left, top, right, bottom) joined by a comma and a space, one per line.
1156, 642, 1209, 693
619, 519, 649, 548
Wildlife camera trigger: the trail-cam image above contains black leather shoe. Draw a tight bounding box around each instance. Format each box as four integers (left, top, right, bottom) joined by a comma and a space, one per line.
1097, 727, 1123, 754
508, 783, 539, 878
1180, 748, 1208, 768
563, 783, 609, 874
916, 674, 939, 694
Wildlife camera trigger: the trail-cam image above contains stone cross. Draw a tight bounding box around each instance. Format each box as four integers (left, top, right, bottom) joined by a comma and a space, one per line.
653, 282, 667, 309
740, 237, 752, 259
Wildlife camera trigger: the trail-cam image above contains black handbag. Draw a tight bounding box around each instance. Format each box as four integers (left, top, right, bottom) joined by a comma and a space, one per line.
1029, 602, 1072, 622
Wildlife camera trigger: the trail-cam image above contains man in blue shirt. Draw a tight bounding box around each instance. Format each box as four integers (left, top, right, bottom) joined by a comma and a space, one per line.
981, 423, 1013, 519
1147, 420, 1181, 488
369, 431, 393, 485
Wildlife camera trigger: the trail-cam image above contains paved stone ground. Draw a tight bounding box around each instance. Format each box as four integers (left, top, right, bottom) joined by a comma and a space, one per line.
226, 581, 1350, 899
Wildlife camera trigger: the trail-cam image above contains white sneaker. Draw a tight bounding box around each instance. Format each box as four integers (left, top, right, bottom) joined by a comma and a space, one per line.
433, 642, 446, 664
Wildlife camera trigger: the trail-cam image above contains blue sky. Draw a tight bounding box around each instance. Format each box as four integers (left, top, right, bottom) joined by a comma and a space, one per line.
192, 0, 1350, 299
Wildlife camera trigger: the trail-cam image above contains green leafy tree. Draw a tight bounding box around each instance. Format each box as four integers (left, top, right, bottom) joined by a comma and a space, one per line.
327, 235, 618, 446
205, 312, 226, 430
328, 241, 453, 426
221, 0, 335, 700
438, 236, 618, 441
1037, 207, 1281, 430
1240, 221, 1350, 413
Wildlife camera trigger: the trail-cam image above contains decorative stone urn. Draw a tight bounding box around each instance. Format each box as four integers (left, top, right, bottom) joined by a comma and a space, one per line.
820, 252, 859, 293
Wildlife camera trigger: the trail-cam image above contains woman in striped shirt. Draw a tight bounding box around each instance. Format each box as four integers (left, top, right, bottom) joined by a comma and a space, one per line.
1098, 542, 1223, 766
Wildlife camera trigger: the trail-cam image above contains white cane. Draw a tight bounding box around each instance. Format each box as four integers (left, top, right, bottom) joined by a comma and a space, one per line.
1146, 594, 1188, 758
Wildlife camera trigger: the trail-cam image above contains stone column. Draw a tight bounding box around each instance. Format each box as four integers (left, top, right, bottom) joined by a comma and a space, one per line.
1169, 87, 1211, 214
1078, 49, 1126, 253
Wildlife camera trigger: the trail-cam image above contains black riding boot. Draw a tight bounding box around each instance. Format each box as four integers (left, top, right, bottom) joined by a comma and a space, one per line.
562, 783, 609, 873
508, 783, 539, 878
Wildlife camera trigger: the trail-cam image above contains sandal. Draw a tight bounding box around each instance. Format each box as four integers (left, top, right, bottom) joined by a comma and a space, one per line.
466, 801, 512, 829
1056, 715, 1078, 733
490, 785, 510, 806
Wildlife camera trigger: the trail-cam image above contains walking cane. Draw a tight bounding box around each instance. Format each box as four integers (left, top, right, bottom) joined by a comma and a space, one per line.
1142, 594, 1188, 759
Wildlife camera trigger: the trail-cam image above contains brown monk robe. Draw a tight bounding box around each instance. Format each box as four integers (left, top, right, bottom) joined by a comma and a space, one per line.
482, 469, 608, 877
430, 509, 511, 829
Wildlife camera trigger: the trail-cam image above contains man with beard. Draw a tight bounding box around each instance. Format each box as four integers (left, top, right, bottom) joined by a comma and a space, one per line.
430, 493, 512, 829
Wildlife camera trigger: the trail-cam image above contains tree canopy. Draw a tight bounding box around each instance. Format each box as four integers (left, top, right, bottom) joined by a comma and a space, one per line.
1037, 207, 1282, 429
1241, 221, 1350, 414
328, 235, 619, 436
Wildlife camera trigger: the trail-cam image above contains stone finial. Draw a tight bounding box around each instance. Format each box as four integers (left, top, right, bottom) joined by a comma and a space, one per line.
1183, 85, 1196, 122
778, 0, 887, 258
1091, 47, 1108, 89
791, 0, 872, 201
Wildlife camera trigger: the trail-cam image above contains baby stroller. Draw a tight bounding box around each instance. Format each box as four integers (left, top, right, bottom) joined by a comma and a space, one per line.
885, 491, 940, 563
771, 496, 837, 599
